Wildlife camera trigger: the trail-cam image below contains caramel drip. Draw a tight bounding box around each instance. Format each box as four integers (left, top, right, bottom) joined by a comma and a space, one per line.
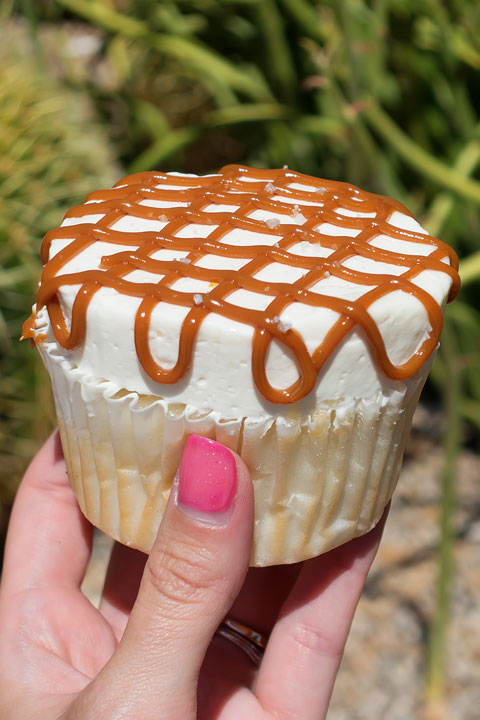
25, 165, 460, 404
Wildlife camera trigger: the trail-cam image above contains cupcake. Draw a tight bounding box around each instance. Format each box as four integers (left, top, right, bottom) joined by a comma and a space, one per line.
23, 165, 459, 566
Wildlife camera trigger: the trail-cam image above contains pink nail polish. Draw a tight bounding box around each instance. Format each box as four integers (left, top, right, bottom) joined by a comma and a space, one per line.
177, 435, 237, 516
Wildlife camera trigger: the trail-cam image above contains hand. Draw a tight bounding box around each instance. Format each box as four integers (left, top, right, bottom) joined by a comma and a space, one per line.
0, 431, 386, 720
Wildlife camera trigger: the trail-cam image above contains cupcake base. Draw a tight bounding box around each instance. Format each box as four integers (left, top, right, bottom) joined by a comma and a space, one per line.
38, 340, 428, 566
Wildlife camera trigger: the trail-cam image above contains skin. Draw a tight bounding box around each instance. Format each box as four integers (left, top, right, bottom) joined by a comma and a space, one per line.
0, 431, 387, 720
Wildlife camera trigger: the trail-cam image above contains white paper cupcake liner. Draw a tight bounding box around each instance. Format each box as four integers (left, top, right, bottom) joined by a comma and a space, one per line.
38, 339, 429, 566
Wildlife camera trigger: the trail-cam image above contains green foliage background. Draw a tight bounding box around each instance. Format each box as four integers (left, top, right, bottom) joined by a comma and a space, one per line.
1, 0, 479, 710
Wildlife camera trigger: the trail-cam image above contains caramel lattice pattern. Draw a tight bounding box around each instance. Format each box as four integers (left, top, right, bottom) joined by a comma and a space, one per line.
35, 165, 459, 404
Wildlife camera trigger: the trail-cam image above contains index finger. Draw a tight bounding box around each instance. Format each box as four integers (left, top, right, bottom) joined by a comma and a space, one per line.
255, 511, 388, 720
0, 431, 93, 599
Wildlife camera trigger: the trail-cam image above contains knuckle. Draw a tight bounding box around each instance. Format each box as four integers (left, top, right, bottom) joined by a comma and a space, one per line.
146, 537, 222, 612
288, 620, 343, 660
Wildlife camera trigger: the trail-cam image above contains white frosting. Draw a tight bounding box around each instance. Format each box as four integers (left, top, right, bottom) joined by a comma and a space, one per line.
34, 171, 454, 420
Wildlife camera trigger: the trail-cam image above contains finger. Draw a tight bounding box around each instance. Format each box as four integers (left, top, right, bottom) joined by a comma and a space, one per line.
99, 543, 147, 640
228, 563, 303, 636
196, 561, 303, 712
78, 435, 254, 720
255, 511, 388, 720
1, 430, 92, 598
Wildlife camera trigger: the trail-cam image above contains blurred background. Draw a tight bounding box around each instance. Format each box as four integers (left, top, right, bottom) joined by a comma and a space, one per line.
0, 0, 479, 718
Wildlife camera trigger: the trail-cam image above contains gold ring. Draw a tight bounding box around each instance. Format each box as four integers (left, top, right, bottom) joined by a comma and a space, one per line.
215, 617, 268, 667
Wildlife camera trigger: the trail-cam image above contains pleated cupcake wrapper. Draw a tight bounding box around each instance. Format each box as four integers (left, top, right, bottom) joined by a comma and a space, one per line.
38, 340, 429, 566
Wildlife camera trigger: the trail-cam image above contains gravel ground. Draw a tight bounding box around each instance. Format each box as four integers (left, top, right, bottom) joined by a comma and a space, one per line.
82, 405, 480, 719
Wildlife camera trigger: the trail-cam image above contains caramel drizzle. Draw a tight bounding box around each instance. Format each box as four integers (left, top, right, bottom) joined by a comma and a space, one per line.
25, 165, 460, 404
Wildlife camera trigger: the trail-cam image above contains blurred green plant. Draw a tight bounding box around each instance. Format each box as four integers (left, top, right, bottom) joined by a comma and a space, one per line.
0, 23, 119, 542
4, 0, 480, 715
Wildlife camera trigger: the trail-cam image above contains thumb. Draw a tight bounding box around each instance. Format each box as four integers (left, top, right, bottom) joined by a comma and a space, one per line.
82, 435, 253, 720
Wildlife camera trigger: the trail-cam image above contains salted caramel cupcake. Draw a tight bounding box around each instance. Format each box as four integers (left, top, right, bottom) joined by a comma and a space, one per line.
23, 165, 459, 565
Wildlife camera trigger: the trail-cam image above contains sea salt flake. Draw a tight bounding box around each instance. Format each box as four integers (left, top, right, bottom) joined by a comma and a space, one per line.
273, 242, 280, 248
158, 214, 168, 221
315, 187, 325, 194
265, 182, 276, 195
272, 315, 280, 324
178, 257, 191, 264
292, 204, 306, 223
324, 270, 331, 277
283, 164, 288, 169
266, 217, 281, 229
278, 320, 292, 333
193, 293, 203, 305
